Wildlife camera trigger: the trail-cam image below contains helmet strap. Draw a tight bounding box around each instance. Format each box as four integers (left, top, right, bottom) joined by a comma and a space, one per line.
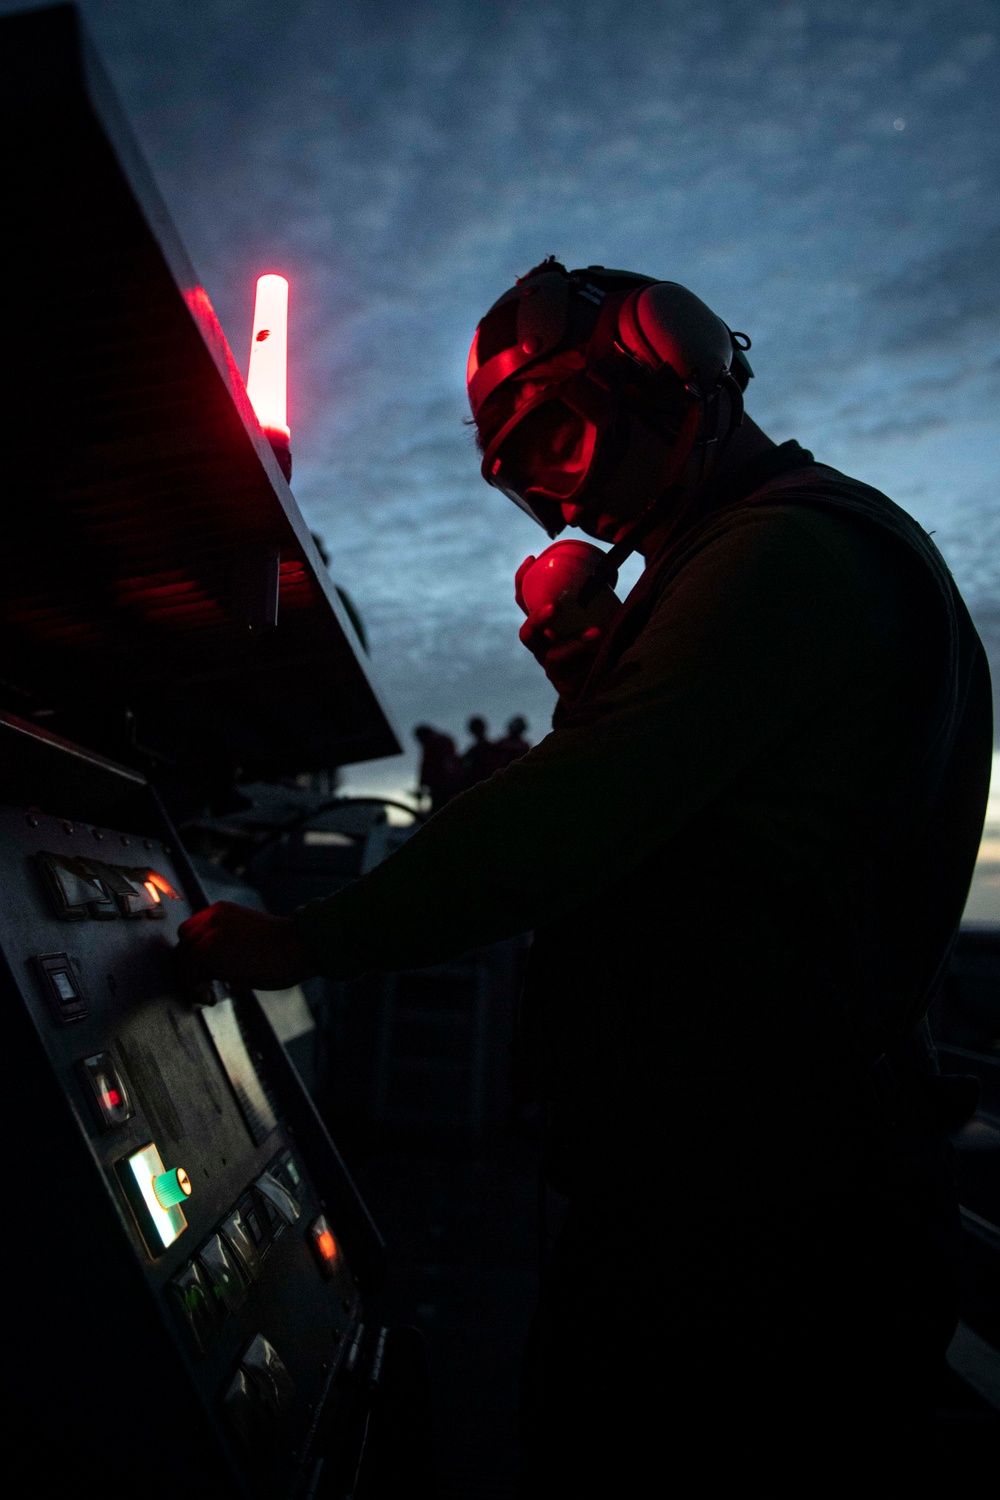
577, 395, 703, 603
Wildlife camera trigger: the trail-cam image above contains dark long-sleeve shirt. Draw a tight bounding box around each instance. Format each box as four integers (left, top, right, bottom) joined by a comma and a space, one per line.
294, 442, 991, 1208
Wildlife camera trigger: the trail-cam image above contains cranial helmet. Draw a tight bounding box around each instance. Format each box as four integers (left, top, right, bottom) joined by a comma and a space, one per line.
467, 259, 753, 538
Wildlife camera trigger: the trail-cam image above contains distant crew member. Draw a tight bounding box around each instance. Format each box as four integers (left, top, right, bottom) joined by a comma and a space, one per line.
413, 724, 461, 813
460, 714, 496, 787
179, 258, 992, 1488
493, 716, 531, 770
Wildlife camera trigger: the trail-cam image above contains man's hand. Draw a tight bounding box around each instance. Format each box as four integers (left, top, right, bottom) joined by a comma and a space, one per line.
519, 607, 602, 701
176, 902, 311, 990
515, 554, 602, 702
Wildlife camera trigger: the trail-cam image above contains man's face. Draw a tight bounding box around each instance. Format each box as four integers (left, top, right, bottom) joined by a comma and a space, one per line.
556, 418, 661, 544
501, 373, 648, 543
559, 497, 636, 545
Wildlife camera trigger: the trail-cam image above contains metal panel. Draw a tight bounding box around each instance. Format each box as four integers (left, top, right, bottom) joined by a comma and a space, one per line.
0, 713, 390, 1496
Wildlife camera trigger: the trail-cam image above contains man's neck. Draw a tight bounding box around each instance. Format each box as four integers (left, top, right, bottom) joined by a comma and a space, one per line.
707, 415, 776, 484
639, 417, 775, 560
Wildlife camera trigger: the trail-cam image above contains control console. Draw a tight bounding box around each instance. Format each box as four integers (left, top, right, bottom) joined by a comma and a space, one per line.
0, 716, 393, 1498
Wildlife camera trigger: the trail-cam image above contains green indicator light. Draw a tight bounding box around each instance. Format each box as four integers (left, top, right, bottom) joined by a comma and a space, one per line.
153, 1167, 192, 1209
121, 1143, 188, 1253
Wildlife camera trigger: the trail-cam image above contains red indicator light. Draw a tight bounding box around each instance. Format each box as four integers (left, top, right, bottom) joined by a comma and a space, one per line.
145, 871, 180, 900
105, 1087, 121, 1108
143, 880, 162, 904
116, 573, 227, 630
247, 274, 289, 439
317, 1229, 337, 1262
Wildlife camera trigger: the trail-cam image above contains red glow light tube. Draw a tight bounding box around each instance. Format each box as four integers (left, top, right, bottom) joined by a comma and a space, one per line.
247, 273, 292, 479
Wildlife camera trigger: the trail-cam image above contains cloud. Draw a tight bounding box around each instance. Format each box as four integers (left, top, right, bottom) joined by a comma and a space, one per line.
5, 0, 999, 754
872, 228, 1000, 355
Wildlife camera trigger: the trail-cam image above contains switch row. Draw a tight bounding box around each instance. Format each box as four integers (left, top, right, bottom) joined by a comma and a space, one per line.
35, 851, 180, 921
169, 1157, 302, 1358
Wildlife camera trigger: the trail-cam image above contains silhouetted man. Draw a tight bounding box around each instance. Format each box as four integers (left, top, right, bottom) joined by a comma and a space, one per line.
179, 261, 991, 1487
413, 723, 461, 812
493, 716, 531, 770
460, 714, 496, 787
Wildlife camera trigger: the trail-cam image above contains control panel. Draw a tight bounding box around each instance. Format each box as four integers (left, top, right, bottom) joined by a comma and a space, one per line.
0, 775, 388, 1499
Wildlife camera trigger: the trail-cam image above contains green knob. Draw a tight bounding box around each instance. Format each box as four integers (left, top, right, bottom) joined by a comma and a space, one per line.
153, 1167, 192, 1209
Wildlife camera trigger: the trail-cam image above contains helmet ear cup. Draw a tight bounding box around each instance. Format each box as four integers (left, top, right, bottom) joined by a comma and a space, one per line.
616, 288, 662, 372
617, 282, 734, 393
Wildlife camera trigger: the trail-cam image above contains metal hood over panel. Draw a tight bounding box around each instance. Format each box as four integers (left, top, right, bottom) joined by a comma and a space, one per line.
0, 4, 401, 780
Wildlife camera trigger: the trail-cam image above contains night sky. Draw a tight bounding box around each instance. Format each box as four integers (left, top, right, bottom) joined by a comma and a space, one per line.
6, 2, 999, 838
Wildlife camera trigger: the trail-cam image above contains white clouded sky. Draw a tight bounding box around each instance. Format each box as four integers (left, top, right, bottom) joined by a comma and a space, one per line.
6, 1, 998, 886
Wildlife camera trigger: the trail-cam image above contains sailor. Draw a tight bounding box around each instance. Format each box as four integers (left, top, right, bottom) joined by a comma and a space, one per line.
460, 714, 496, 787
413, 723, 462, 812
493, 715, 531, 770
178, 259, 992, 1485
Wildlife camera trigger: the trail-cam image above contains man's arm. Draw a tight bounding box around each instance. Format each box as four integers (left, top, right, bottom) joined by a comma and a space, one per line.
288, 506, 876, 974
179, 505, 876, 983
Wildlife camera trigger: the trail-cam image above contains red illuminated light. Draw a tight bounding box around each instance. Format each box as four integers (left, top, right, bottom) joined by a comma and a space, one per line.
246, 274, 290, 439
317, 1229, 337, 1262
145, 871, 180, 900
143, 880, 162, 904
105, 1088, 121, 1108
116, 573, 227, 630
278, 558, 315, 610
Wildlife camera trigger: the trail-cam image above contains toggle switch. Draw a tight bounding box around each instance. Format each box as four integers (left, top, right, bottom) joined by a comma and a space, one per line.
35, 853, 116, 920
81, 860, 164, 918
220, 1208, 261, 1280
255, 1171, 300, 1226
169, 1259, 220, 1358
221, 1334, 298, 1453
241, 1334, 296, 1416
198, 1232, 248, 1313
137, 869, 181, 901
153, 1166, 192, 1209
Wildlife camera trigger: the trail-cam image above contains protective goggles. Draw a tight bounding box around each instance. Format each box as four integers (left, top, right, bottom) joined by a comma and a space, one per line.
479, 374, 613, 537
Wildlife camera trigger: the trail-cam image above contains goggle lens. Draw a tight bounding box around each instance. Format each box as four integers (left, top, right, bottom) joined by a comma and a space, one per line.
483, 397, 599, 533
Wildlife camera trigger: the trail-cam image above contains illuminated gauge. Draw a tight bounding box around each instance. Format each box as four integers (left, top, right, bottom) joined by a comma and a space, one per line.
117, 1143, 189, 1256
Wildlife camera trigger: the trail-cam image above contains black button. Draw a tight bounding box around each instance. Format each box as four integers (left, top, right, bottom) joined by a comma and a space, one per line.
34, 953, 88, 1024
